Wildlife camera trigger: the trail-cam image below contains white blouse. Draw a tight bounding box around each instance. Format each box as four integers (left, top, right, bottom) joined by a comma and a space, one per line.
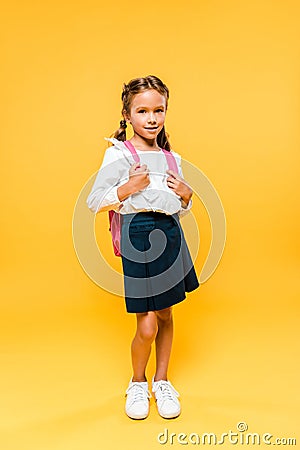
86, 137, 193, 217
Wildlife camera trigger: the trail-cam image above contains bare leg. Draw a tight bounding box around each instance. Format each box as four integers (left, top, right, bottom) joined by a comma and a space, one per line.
154, 307, 173, 381
131, 311, 158, 382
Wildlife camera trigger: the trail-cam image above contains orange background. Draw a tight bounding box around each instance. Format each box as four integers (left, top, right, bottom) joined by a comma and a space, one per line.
1, 0, 299, 449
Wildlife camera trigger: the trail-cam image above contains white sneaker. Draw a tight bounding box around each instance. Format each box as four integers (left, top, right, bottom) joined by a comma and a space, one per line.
125, 378, 152, 419
152, 377, 181, 419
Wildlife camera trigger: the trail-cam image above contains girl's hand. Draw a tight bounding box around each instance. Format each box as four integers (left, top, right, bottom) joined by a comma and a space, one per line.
166, 169, 193, 205
128, 162, 150, 193
117, 163, 150, 203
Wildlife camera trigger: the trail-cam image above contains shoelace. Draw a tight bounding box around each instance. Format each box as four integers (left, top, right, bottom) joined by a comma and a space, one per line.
125, 383, 152, 407
153, 380, 179, 403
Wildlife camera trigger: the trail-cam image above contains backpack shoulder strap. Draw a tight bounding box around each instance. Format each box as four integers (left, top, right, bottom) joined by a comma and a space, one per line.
124, 140, 140, 163
162, 149, 179, 174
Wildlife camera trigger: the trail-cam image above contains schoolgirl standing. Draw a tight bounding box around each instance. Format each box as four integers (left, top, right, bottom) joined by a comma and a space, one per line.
86, 75, 199, 420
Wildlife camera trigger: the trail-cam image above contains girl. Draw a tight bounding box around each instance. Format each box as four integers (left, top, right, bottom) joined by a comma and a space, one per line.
86, 75, 199, 420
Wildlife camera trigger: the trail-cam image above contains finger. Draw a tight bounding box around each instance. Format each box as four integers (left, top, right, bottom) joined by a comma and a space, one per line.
167, 183, 176, 190
167, 176, 175, 181
166, 169, 176, 175
167, 177, 176, 184
168, 169, 183, 181
135, 167, 149, 175
167, 185, 176, 191
166, 169, 178, 179
131, 162, 141, 168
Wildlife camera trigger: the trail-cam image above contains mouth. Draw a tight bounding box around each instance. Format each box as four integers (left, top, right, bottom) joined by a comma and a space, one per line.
145, 127, 158, 131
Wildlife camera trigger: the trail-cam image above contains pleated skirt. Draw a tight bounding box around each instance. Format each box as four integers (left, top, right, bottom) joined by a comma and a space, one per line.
120, 211, 199, 313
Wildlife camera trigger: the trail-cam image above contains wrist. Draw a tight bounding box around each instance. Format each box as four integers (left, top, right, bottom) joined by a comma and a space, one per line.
181, 199, 189, 208
181, 191, 192, 206
117, 180, 136, 202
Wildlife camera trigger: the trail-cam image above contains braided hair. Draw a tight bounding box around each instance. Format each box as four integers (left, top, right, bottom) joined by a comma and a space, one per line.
110, 75, 172, 151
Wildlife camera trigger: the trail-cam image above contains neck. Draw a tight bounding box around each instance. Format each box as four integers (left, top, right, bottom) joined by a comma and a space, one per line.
130, 134, 159, 150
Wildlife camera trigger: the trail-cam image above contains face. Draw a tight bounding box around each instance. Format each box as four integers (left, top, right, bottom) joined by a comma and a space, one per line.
124, 89, 167, 142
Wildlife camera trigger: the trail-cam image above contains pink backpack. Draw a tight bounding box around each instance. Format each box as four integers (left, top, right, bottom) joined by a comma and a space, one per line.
108, 140, 179, 256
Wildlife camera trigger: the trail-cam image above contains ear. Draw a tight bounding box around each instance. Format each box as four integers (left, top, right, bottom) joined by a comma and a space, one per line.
123, 111, 131, 123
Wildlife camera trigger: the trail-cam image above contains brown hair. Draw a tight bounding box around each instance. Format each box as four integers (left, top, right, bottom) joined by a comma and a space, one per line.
110, 75, 172, 151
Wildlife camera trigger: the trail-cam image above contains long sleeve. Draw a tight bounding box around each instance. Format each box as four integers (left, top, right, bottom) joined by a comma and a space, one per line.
86, 146, 128, 214
177, 155, 193, 218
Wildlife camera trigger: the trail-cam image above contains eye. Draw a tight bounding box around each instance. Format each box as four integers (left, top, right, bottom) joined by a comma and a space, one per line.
138, 110, 146, 113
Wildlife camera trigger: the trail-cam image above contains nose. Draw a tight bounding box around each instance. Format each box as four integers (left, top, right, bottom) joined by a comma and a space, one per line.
148, 111, 156, 123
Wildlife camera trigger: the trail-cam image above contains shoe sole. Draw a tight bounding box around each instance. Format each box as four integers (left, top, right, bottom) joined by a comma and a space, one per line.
158, 412, 181, 419
125, 411, 149, 420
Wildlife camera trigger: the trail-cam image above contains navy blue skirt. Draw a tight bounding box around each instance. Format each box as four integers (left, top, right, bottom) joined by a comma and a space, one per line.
120, 211, 199, 313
